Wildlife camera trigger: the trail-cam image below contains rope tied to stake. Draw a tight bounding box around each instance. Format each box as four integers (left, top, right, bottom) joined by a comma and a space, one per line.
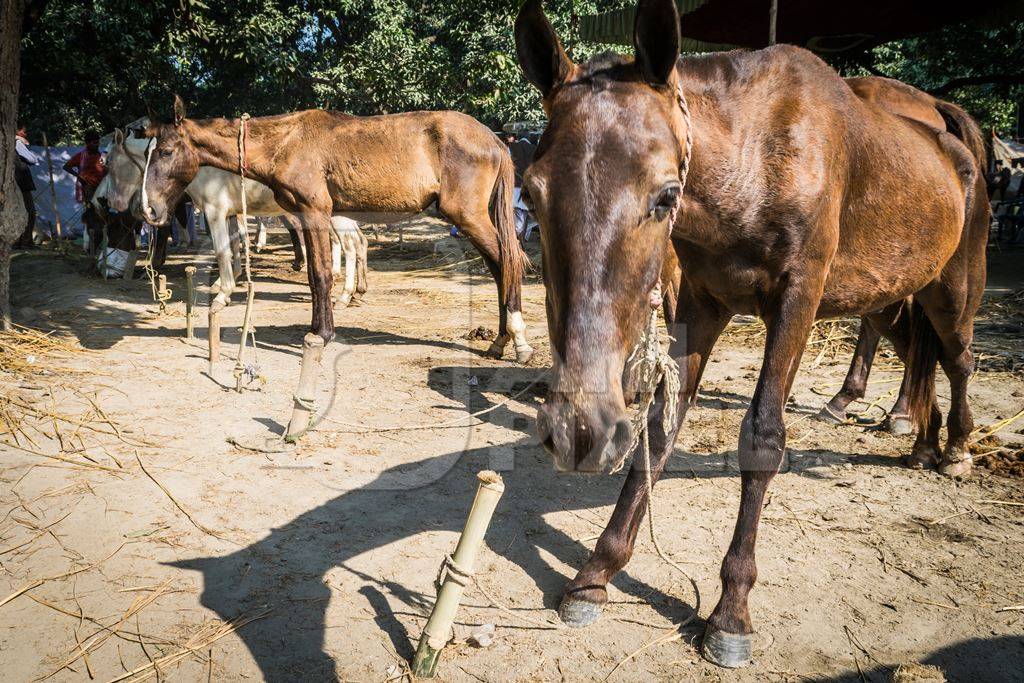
434, 553, 474, 592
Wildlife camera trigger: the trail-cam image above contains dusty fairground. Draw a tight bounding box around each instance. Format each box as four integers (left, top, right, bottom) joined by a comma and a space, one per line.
1, 220, 1022, 682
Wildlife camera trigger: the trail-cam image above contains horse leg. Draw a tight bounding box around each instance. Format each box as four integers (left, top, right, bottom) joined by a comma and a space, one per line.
817, 318, 880, 423
559, 278, 730, 627
151, 224, 171, 271
255, 218, 267, 253
445, 209, 532, 363
703, 269, 824, 668
865, 304, 943, 468
208, 212, 236, 308
173, 200, 191, 248
280, 215, 304, 271
915, 286, 976, 477
354, 227, 369, 299
286, 210, 335, 441
228, 216, 242, 278
330, 217, 354, 307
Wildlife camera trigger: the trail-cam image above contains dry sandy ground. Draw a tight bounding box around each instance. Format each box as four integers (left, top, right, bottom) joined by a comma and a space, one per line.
1, 221, 1022, 683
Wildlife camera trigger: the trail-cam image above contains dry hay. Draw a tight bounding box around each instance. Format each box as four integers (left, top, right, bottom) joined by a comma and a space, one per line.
890, 662, 946, 683
723, 316, 865, 365
0, 324, 87, 378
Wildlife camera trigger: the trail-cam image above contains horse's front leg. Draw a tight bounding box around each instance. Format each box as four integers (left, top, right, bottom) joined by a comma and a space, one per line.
285, 209, 335, 441
702, 271, 824, 668
560, 284, 730, 626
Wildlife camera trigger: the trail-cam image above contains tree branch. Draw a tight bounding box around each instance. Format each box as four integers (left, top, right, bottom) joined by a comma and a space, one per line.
933, 74, 1024, 96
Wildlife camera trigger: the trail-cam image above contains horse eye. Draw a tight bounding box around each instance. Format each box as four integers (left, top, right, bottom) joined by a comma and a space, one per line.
159, 149, 173, 159
648, 185, 681, 222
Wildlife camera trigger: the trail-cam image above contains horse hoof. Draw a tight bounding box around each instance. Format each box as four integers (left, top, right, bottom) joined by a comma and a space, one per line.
815, 404, 845, 425
291, 262, 304, 272
902, 445, 939, 470
701, 627, 753, 668
940, 448, 973, 478
515, 345, 535, 365
884, 414, 914, 436
558, 595, 604, 628
485, 336, 510, 360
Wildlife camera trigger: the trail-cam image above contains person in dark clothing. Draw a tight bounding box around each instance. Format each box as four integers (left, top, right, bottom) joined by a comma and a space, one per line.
14, 124, 39, 249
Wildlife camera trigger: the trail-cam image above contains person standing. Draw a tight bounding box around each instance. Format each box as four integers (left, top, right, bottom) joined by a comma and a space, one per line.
63, 129, 106, 252
14, 124, 39, 249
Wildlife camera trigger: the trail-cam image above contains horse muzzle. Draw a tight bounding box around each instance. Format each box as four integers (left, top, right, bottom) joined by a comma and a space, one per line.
537, 393, 633, 473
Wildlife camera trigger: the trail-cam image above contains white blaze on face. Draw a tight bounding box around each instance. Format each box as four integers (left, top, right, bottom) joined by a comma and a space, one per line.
140, 138, 157, 218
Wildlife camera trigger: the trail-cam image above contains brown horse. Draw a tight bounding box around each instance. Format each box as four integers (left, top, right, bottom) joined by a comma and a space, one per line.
818, 76, 967, 434
516, 0, 986, 667
139, 100, 532, 438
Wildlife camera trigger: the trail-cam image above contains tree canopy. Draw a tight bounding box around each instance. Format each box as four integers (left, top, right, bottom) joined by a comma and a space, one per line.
18, 0, 1022, 144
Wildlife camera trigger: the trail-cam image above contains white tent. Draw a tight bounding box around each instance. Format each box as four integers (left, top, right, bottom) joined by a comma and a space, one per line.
25, 144, 92, 238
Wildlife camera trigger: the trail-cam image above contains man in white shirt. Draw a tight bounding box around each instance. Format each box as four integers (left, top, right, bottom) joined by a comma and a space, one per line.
14, 124, 39, 249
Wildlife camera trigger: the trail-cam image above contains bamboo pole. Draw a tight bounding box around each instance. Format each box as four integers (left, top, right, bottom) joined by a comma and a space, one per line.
41, 133, 62, 243
184, 266, 196, 339
208, 300, 225, 375
411, 471, 505, 677
285, 333, 324, 441
233, 282, 256, 392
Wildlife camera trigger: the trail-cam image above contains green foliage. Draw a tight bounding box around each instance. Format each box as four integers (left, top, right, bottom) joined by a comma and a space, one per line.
829, 21, 1024, 135
18, 1, 1021, 143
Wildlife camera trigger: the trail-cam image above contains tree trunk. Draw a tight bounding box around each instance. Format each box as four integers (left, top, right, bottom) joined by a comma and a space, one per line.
0, 0, 27, 331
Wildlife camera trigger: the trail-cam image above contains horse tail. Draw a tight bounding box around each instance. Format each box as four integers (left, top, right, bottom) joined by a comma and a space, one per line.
490, 146, 530, 312
934, 100, 986, 169
905, 300, 940, 434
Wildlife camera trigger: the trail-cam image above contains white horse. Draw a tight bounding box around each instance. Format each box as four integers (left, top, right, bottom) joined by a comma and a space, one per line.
97, 129, 368, 308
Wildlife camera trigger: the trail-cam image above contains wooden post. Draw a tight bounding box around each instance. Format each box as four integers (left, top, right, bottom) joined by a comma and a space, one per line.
768, 0, 778, 45
285, 333, 324, 441
411, 471, 505, 678
208, 300, 225, 375
41, 133, 62, 242
185, 266, 196, 339
233, 282, 256, 392
157, 274, 168, 300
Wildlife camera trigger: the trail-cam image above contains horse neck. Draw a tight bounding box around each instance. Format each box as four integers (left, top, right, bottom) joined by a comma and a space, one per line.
185, 118, 282, 186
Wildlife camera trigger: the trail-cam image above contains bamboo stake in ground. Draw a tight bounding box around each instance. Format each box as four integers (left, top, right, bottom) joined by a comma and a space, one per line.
411, 470, 505, 678
285, 333, 324, 441
184, 266, 196, 339
208, 300, 225, 375
233, 282, 256, 392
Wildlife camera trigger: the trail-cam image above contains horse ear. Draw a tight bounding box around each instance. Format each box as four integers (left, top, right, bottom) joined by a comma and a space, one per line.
113, 128, 124, 146
173, 94, 187, 126
514, 0, 574, 97
633, 0, 681, 86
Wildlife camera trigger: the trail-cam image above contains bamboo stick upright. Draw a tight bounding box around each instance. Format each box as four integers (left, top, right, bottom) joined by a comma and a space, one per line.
411, 470, 505, 677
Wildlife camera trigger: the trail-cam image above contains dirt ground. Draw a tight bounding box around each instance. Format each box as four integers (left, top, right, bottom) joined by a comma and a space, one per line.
1, 220, 1022, 682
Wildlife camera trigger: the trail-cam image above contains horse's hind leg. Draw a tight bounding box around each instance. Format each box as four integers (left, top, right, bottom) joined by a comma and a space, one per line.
279, 215, 305, 271
915, 276, 979, 477
818, 317, 881, 423
354, 228, 369, 299
441, 210, 513, 357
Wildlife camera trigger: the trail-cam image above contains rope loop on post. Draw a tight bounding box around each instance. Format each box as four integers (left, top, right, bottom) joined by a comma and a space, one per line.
434, 553, 474, 593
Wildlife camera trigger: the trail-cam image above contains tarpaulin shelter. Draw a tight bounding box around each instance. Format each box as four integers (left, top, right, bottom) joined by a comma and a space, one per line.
580, 0, 1024, 52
